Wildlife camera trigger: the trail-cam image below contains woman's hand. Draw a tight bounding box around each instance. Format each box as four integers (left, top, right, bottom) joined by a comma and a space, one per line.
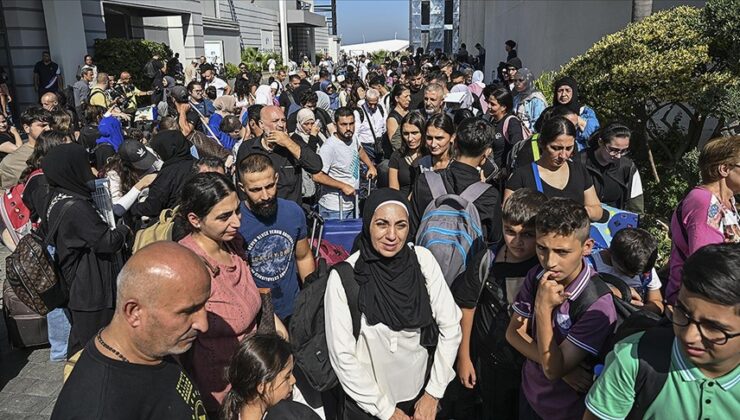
457, 356, 477, 389
135, 173, 157, 190
412, 393, 438, 420
310, 121, 321, 136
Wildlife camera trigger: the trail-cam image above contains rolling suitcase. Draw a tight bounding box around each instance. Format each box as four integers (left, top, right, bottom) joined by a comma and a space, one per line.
2, 280, 49, 348
322, 191, 365, 253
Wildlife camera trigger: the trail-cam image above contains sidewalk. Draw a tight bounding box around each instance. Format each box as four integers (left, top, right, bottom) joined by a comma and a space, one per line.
0, 245, 63, 420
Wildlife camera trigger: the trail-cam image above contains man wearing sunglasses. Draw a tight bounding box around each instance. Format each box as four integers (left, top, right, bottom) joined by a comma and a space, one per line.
584, 243, 740, 420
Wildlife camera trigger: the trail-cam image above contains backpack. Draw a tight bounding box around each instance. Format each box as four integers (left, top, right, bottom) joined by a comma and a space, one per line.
132, 207, 178, 253
4, 199, 76, 315
143, 60, 158, 79
506, 133, 539, 172
285, 93, 302, 118
290, 259, 360, 392
502, 115, 532, 145
415, 171, 491, 286
625, 327, 674, 420
0, 169, 44, 247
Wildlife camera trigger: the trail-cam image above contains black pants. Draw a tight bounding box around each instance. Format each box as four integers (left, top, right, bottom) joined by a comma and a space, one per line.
477, 358, 522, 420
67, 308, 114, 358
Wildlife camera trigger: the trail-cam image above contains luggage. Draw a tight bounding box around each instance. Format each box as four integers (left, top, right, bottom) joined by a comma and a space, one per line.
309, 212, 350, 265
2, 281, 49, 348
317, 191, 364, 254
590, 204, 639, 250
5, 199, 76, 315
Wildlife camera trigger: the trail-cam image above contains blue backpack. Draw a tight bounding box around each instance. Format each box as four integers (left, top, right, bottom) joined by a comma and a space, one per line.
416, 171, 490, 286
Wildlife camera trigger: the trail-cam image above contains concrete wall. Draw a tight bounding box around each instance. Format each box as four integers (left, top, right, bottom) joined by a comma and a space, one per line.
467, 0, 705, 80
226, 0, 282, 52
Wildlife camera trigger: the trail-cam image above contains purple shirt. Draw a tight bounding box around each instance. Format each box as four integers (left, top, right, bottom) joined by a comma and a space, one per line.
512, 260, 617, 420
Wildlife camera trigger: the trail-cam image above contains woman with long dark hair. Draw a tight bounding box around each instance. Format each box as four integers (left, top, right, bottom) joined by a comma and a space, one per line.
388, 110, 428, 197
325, 188, 461, 420
416, 112, 455, 173
505, 116, 604, 222
100, 139, 158, 216
486, 86, 525, 169
176, 172, 286, 417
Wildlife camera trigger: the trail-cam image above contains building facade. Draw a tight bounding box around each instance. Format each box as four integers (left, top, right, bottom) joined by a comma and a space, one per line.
0, 0, 330, 113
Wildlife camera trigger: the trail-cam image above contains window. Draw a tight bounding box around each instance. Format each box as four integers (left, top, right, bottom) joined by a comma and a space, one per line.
444, 0, 453, 25
421, 30, 430, 52
421, 1, 430, 25
444, 29, 452, 54
202, 0, 218, 18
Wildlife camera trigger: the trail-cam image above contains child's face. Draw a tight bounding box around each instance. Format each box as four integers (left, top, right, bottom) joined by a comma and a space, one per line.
503, 222, 536, 260
535, 231, 593, 283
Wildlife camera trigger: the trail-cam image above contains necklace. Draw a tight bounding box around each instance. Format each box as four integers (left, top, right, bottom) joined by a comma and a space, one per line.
96, 329, 129, 363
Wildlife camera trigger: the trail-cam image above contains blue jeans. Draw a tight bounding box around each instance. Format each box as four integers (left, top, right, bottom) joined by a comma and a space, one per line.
47, 308, 71, 361
319, 204, 354, 221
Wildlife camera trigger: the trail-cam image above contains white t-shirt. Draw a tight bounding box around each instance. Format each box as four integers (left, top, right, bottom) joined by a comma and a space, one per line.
205, 77, 228, 98
590, 250, 661, 292
318, 134, 361, 212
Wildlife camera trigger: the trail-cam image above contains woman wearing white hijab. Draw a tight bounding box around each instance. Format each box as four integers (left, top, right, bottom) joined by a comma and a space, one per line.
469, 70, 488, 113
254, 84, 273, 106
290, 108, 322, 200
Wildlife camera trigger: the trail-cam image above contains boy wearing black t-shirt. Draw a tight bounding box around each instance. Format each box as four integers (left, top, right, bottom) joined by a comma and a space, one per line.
452, 188, 547, 419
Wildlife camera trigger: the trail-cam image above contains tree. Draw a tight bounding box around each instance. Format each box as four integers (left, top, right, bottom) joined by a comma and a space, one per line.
632, 0, 653, 22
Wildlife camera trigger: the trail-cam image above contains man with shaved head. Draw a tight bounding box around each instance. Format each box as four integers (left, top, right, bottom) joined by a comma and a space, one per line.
40, 91, 59, 111
52, 242, 211, 420
235, 105, 322, 204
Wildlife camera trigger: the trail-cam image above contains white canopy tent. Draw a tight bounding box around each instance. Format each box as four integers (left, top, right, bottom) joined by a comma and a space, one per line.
341, 39, 410, 56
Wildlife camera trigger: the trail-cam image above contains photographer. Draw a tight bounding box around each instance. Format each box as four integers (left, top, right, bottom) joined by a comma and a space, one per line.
116, 71, 153, 119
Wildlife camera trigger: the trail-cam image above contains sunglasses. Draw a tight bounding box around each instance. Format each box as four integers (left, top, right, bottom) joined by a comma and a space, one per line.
606, 146, 630, 156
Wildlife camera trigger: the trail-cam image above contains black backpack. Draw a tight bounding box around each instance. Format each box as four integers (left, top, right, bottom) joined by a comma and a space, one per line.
289, 259, 361, 392
143, 60, 158, 79
623, 327, 674, 420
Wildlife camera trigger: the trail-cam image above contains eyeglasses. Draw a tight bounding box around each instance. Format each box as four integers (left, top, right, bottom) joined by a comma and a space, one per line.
514, 79, 526, 84
668, 303, 740, 345
606, 146, 630, 156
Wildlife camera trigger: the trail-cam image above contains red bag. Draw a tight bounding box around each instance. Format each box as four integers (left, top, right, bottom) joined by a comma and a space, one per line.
0, 169, 43, 246
310, 238, 349, 266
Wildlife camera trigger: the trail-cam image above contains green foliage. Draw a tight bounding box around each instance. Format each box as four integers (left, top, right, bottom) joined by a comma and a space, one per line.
369, 50, 390, 64
93, 38, 173, 90
534, 71, 557, 104
644, 148, 701, 219
224, 63, 240, 81
240, 48, 282, 72
703, 0, 740, 74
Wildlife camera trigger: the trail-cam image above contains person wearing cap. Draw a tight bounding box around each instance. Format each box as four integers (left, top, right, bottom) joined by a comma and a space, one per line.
502, 57, 523, 92
101, 139, 158, 217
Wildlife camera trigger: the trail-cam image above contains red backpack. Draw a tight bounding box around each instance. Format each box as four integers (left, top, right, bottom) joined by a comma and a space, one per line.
0, 169, 43, 247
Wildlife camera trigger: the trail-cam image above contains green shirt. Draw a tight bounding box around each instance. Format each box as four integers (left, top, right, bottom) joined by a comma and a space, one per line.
586, 332, 740, 420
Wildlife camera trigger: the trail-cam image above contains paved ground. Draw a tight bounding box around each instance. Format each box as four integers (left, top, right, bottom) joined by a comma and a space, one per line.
0, 245, 63, 420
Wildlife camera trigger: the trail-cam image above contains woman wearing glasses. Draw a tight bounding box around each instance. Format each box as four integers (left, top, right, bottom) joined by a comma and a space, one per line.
581, 123, 644, 213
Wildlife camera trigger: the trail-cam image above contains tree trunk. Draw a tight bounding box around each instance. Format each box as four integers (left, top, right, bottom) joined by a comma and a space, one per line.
632, 0, 653, 22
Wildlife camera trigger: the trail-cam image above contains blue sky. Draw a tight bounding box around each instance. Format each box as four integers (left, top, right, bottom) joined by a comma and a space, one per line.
336, 0, 409, 44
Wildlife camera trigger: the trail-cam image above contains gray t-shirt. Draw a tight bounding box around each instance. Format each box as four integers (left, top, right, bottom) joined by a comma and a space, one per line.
318, 134, 360, 212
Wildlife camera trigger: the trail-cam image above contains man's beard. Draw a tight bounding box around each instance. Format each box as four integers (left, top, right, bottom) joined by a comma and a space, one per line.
249, 196, 278, 219
338, 131, 353, 141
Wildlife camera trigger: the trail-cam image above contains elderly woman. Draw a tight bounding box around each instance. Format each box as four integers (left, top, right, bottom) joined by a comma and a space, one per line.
665, 136, 740, 305
553, 76, 599, 151
325, 188, 462, 420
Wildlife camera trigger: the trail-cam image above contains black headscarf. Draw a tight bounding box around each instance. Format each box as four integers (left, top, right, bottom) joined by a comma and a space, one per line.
355, 188, 433, 332
150, 129, 193, 169
42, 143, 95, 199
553, 76, 580, 113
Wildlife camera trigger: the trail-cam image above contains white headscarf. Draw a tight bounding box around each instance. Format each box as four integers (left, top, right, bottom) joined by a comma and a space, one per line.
254, 85, 273, 106
472, 71, 485, 88
450, 84, 474, 110
294, 108, 315, 143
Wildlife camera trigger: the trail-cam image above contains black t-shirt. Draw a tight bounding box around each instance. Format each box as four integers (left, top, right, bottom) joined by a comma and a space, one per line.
51, 341, 207, 420
507, 160, 593, 205
34, 60, 60, 92
409, 88, 424, 111
452, 248, 538, 363
583, 151, 630, 209
0, 131, 14, 161
388, 150, 416, 197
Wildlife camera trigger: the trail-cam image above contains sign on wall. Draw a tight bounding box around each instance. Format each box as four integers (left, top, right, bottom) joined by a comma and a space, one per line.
204, 40, 224, 65
261, 30, 274, 51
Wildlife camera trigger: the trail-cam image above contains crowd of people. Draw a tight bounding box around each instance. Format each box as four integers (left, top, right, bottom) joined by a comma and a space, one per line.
0, 41, 737, 420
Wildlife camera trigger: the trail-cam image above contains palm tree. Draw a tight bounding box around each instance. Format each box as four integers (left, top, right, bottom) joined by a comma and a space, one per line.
632, 0, 653, 22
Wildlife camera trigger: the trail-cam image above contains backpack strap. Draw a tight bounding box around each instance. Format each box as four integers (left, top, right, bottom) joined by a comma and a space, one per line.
424, 171, 448, 200
502, 115, 514, 143
476, 247, 497, 299
45, 199, 77, 246
569, 272, 612, 324
531, 162, 544, 193
531, 134, 540, 161
673, 200, 690, 261
459, 181, 491, 204
598, 272, 634, 304
334, 261, 362, 339
627, 328, 674, 420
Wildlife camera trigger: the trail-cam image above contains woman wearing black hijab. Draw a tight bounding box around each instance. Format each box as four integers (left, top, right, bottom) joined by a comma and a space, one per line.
325, 188, 462, 420
43, 143, 128, 358
129, 129, 194, 219
552, 76, 600, 151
